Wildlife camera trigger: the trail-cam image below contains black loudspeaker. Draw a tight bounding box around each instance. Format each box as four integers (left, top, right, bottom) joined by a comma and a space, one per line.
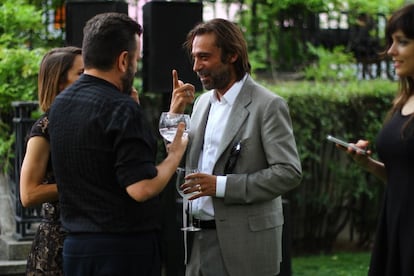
142, 2, 203, 93
65, 1, 129, 47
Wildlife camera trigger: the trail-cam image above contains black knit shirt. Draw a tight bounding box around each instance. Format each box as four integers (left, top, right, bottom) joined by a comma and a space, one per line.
49, 74, 159, 234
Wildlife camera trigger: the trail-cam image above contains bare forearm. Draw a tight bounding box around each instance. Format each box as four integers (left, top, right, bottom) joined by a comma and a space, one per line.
126, 153, 182, 202
126, 122, 188, 201
20, 184, 58, 207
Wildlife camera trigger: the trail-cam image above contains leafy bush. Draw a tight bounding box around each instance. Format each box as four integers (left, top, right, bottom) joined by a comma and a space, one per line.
0, 0, 43, 48
0, 47, 44, 174
267, 79, 396, 254
304, 43, 357, 81
0, 47, 45, 111
0, 0, 47, 173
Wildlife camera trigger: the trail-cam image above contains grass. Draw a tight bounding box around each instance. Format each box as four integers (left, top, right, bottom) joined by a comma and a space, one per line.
291, 251, 371, 276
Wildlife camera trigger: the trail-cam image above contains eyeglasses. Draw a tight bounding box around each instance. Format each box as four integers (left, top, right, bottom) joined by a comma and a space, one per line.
224, 141, 241, 174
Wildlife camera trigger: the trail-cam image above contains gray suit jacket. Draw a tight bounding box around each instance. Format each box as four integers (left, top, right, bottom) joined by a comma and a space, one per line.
186, 75, 302, 276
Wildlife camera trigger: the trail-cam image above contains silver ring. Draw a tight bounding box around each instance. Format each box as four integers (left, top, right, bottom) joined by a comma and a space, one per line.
198, 185, 202, 192
185, 90, 191, 97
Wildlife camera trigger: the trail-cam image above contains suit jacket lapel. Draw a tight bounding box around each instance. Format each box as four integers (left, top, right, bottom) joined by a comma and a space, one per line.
188, 76, 254, 169
188, 93, 211, 167
215, 77, 253, 163
183, 95, 211, 264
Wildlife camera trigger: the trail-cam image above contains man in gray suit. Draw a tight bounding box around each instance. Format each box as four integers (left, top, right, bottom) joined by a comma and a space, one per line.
170, 18, 302, 276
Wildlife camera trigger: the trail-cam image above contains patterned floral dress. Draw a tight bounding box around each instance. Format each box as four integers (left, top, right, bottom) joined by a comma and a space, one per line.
25, 113, 65, 276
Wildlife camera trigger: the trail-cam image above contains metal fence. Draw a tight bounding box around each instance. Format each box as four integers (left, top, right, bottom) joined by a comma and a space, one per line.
11, 101, 41, 241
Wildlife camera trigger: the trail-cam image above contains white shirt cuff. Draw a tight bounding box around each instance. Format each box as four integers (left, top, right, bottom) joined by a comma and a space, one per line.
216, 175, 226, 197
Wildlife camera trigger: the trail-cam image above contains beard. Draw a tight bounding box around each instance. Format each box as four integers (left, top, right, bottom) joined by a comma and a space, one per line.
198, 63, 232, 91
121, 60, 135, 95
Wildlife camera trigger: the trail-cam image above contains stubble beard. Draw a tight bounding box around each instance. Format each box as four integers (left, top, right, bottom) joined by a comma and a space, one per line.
199, 64, 232, 91
121, 61, 135, 95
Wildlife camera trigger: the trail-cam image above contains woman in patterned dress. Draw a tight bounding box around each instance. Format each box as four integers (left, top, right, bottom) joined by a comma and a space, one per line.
20, 47, 83, 275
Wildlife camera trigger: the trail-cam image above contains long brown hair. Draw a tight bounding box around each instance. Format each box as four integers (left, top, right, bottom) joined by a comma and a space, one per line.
184, 18, 251, 81
38, 46, 82, 112
383, 4, 414, 136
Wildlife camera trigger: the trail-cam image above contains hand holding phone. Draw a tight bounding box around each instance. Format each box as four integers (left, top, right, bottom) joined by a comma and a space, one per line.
326, 135, 367, 155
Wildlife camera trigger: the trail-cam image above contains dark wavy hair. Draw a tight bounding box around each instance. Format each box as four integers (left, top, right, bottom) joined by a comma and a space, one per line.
184, 18, 251, 81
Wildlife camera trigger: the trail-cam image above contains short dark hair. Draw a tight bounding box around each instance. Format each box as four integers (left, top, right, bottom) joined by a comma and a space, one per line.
82, 12, 142, 71
184, 18, 251, 81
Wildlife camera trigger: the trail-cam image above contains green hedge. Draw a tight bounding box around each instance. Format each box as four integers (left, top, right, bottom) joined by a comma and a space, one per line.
269, 79, 396, 254
0, 47, 45, 173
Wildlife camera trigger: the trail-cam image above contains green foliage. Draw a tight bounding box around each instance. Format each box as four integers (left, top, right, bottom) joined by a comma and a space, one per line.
0, 0, 47, 113
0, 46, 43, 173
0, 122, 14, 174
0, 0, 51, 174
243, 1, 317, 71
0, 0, 43, 47
0, 47, 44, 173
253, 0, 327, 12
267, 79, 396, 253
0, 47, 45, 111
346, 0, 404, 14
304, 43, 357, 81
238, 0, 403, 73
292, 251, 370, 275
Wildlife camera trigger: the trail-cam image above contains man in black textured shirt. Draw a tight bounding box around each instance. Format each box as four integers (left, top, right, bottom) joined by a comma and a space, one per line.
48, 13, 190, 275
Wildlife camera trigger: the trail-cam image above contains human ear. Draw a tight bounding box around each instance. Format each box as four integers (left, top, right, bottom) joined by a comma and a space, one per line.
229, 54, 238, 64
118, 51, 129, 73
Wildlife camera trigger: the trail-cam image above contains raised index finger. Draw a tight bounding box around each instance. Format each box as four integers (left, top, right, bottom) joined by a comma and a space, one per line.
172, 69, 180, 90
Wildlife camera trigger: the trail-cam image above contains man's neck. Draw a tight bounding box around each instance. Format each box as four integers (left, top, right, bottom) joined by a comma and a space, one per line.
84, 69, 122, 92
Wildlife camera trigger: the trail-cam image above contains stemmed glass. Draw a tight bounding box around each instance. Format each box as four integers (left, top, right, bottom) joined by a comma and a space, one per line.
158, 112, 190, 142
176, 167, 201, 232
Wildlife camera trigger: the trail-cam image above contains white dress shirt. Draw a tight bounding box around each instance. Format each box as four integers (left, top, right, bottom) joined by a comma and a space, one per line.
192, 74, 247, 220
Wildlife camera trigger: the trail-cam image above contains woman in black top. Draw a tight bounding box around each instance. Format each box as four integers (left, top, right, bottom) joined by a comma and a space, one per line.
335, 4, 414, 275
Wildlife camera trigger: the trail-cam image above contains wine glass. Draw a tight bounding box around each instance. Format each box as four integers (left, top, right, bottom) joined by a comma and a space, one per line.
159, 112, 190, 142
176, 167, 201, 232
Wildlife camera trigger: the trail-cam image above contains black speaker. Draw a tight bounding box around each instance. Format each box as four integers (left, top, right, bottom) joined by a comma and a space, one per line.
142, 2, 203, 93
65, 1, 129, 47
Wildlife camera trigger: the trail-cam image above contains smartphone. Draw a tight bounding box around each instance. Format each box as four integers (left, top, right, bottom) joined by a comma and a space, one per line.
326, 135, 367, 155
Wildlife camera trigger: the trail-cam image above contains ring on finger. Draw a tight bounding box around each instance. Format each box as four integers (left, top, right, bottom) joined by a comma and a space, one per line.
198, 185, 202, 192
185, 90, 191, 97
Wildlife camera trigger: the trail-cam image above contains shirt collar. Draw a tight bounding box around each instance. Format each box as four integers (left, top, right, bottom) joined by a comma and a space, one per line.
209, 74, 248, 105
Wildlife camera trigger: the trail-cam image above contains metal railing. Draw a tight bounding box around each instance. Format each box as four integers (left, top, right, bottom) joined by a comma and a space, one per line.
11, 101, 41, 241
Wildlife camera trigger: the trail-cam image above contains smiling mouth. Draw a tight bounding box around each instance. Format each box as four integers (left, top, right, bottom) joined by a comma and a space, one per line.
198, 75, 209, 82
